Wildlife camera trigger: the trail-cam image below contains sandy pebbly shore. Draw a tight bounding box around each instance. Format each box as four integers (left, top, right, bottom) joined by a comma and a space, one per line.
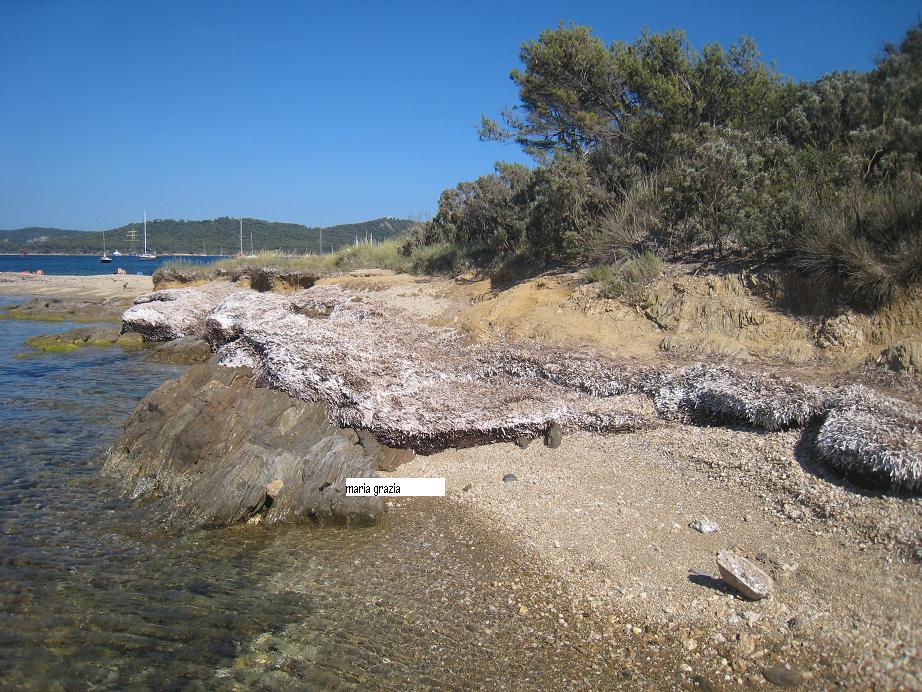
387, 423, 921, 688
0, 272, 153, 320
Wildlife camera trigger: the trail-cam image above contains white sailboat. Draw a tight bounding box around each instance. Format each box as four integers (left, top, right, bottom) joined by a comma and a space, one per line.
99, 231, 112, 263
139, 211, 156, 260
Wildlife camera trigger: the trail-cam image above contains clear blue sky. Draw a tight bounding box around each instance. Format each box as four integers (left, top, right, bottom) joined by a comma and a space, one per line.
0, 1, 918, 230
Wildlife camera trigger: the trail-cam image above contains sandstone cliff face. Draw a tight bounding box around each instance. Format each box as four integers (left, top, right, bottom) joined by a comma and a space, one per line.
120, 283, 922, 494
103, 365, 386, 527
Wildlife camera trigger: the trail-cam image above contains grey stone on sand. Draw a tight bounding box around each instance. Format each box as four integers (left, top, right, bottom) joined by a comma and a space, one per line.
514, 435, 532, 449
716, 549, 774, 600
689, 517, 720, 533
544, 423, 563, 448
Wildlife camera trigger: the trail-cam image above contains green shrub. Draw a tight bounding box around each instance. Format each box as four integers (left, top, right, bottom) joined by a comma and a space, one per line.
587, 251, 663, 302
585, 263, 617, 284
793, 180, 922, 307
589, 175, 661, 263
409, 243, 463, 275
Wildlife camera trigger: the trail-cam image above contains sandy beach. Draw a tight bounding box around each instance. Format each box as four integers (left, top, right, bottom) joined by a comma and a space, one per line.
389, 426, 921, 688
0, 272, 153, 320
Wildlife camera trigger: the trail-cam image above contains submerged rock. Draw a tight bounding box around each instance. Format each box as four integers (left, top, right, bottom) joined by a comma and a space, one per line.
25, 326, 122, 352
103, 364, 389, 527
716, 549, 774, 600
762, 665, 806, 688
144, 336, 213, 365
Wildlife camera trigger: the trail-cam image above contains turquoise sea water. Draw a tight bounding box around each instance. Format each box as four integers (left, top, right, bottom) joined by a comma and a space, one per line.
0, 302, 626, 689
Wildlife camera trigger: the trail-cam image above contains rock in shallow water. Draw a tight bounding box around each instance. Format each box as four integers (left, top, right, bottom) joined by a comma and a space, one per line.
102, 364, 400, 527
762, 665, 806, 688
144, 336, 213, 365
716, 549, 774, 600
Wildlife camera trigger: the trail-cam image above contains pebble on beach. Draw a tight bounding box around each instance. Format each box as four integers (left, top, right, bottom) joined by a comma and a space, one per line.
716, 549, 775, 601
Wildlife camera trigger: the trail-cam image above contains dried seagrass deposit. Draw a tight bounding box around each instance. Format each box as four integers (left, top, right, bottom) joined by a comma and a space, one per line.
817, 386, 922, 493
122, 283, 922, 492
198, 287, 659, 453
122, 282, 237, 340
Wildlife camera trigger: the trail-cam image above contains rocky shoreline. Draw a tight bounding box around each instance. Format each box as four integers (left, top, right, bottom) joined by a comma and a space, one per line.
4, 272, 920, 687
121, 282, 922, 495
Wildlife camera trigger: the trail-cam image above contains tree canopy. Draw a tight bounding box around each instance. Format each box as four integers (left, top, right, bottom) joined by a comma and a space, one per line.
415, 20, 922, 307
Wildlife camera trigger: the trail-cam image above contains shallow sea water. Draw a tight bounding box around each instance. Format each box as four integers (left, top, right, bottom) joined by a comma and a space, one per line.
0, 302, 652, 690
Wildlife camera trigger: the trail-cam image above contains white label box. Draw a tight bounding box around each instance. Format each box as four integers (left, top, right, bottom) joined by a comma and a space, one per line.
345, 478, 445, 497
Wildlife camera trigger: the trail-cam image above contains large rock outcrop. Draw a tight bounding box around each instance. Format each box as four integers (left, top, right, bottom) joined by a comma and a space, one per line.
103, 364, 389, 527
120, 283, 922, 494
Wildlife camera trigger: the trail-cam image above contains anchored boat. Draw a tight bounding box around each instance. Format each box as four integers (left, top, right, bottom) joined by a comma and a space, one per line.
139, 211, 156, 260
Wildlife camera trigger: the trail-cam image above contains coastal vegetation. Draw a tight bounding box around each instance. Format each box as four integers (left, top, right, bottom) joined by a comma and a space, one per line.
158, 20, 922, 315
0, 217, 412, 255
399, 21, 922, 309
155, 240, 413, 283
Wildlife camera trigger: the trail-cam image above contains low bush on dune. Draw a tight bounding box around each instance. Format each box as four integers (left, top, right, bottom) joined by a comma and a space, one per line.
331, 239, 410, 273
587, 251, 663, 301
793, 181, 922, 308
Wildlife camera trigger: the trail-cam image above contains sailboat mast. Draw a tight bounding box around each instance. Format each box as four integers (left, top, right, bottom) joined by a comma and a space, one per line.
143, 211, 148, 254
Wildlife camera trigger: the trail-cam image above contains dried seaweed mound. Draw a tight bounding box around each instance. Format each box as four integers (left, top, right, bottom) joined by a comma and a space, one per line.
817, 386, 922, 493
122, 282, 236, 340
644, 364, 826, 430
488, 349, 823, 430
198, 286, 658, 454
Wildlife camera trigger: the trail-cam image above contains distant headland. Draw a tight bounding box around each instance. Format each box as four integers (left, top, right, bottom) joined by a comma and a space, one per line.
0, 216, 414, 255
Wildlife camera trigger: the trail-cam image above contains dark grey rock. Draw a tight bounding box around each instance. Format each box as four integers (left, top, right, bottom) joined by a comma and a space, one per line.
544, 423, 562, 449
355, 429, 414, 471
102, 364, 383, 527
462, 483, 473, 492
762, 665, 805, 688
502, 474, 518, 483
514, 436, 532, 449
145, 336, 213, 365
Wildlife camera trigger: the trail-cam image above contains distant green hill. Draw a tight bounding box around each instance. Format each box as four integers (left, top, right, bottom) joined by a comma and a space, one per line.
0, 217, 415, 255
